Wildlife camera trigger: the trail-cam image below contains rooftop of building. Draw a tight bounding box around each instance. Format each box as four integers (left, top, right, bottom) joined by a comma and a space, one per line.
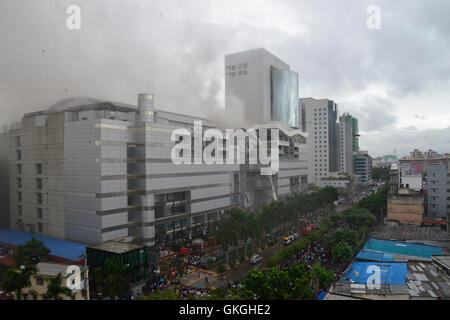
331, 237, 450, 299
332, 260, 450, 299
432, 255, 450, 270
0, 229, 88, 262
88, 240, 145, 254
21, 96, 211, 123
372, 224, 450, 244
35, 262, 78, 277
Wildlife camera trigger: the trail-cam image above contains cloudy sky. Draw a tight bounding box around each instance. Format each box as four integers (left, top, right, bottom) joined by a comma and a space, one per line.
1, 0, 449, 157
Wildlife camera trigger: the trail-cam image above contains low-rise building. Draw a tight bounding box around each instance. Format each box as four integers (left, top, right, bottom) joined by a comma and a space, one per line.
86, 239, 149, 297
19, 262, 89, 300
387, 188, 425, 226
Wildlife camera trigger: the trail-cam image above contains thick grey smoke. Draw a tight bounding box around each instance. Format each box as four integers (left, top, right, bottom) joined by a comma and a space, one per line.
1, 0, 450, 157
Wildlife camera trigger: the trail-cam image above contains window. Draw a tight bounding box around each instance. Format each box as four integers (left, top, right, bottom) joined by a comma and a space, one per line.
17, 192, 22, 202
36, 277, 44, 286
15, 136, 21, 147
36, 163, 42, 175
17, 178, 22, 188
16, 164, 22, 174
18, 205, 22, 216
36, 193, 42, 204
37, 208, 43, 218
16, 150, 22, 160
37, 222, 43, 233
36, 178, 42, 189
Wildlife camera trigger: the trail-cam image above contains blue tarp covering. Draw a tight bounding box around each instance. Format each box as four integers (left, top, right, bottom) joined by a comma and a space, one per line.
0, 229, 87, 261
364, 238, 443, 259
343, 262, 409, 285
356, 249, 394, 262
318, 292, 327, 300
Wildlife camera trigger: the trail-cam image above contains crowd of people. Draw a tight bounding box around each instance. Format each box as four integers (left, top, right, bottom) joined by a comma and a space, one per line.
280, 241, 333, 269
144, 278, 214, 299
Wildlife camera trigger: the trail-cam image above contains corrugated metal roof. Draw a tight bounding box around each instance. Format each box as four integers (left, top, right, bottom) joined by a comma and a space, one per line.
365, 238, 443, 259
0, 229, 87, 262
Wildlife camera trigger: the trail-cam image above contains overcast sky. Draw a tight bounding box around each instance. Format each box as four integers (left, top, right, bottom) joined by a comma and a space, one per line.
1, 0, 449, 157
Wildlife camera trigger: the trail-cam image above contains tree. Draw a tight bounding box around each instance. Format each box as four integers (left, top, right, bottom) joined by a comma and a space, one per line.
2, 264, 37, 300
331, 241, 353, 264
14, 237, 50, 267
94, 258, 130, 299
44, 273, 72, 300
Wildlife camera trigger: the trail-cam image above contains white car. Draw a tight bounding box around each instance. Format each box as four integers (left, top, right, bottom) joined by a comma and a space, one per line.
250, 254, 262, 264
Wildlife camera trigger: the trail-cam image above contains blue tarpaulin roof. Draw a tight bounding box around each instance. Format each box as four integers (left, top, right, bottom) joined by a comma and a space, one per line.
364, 238, 443, 259
318, 292, 327, 300
343, 262, 410, 285
0, 229, 88, 261
356, 249, 395, 262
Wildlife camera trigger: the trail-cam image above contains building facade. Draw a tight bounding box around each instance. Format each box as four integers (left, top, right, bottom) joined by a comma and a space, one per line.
0, 94, 308, 249
427, 160, 450, 218
354, 150, 372, 186
299, 98, 340, 184
339, 113, 357, 175
225, 48, 299, 128
20, 262, 89, 300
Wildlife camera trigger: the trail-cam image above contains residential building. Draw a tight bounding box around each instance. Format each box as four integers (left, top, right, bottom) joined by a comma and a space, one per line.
427, 160, 450, 219
19, 262, 89, 300
0, 130, 9, 229
354, 150, 372, 186
400, 163, 423, 192
387, 188, 425, 226
400, 149, 450, 173
339, 113, 357, 175
225, 48, 299, 128
299, 98, 340, 184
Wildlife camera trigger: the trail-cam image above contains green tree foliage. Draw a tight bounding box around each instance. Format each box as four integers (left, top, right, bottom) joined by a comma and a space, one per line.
14, 237, 50, 267
2, 264, 37, 299
356, 184, 389, 219
331, 241, 353, 263
241, 262, 334, 300
44, 273, 72, 300
341, 208, 377, 229
94, 258, 130, 299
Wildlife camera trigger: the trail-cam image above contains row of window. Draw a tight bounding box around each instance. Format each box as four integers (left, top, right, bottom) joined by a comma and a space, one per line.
17, 205, 43, 218
17, 192, 42, 203
16, 163, 42, 175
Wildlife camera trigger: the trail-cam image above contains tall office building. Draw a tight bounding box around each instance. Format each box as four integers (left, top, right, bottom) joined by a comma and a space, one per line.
225, 48, 299, 128
0, 94, 308, 247
339, 113, 360, 175
427, 159, 450, 218
354, 150, 373, 186
299, 98, 340, 184
0, 96, 240, 246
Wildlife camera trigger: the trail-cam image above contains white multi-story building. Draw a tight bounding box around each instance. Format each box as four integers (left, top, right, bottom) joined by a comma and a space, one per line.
225, 48, 299, 128
0, 93, 308, 248
299, 98, 340, 185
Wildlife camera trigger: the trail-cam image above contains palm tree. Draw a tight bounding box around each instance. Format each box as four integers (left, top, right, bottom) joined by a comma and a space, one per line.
44, 273, 72, 300
94, 258, 131, 299
2, 264, 37, 300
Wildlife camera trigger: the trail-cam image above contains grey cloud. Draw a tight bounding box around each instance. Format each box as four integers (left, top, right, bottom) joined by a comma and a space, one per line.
1, 0, 449, 156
